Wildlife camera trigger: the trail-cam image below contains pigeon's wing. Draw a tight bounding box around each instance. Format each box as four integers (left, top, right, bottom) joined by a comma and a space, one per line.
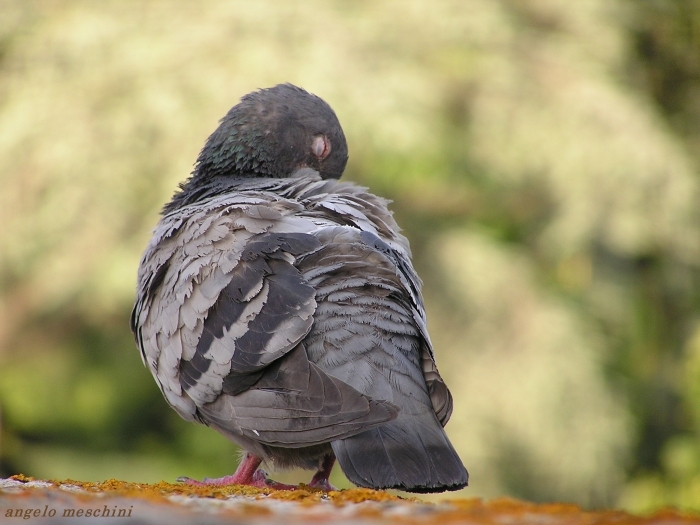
199, 341, 397, 447
302, 186, 455, 425
131, 193, 396, 447
359, 230, 454, 426
301, 225, 466, 492
293, 186, 467, 492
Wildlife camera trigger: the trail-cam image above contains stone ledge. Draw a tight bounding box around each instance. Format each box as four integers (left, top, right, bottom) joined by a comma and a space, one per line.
1, 476, 698, 524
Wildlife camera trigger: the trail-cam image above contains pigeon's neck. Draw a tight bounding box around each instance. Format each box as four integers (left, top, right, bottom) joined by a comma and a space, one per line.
192, 118, 283, 181
162, 175, 255, 214
162, 169, 323, 215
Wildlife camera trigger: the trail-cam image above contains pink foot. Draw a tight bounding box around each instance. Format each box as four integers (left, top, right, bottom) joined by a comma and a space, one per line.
176, 452, 297, 490
251, 469, 298, 490
307, 453, 338, 491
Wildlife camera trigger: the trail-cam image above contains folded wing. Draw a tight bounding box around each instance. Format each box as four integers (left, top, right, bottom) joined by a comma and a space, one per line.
131, 193, 397, 447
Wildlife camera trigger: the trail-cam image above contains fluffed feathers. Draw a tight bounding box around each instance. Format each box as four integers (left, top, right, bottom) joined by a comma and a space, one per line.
131, 84, 467, 491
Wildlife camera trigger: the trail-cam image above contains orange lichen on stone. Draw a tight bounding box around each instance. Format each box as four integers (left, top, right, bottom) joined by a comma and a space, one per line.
50, 478, 272, 501
4, 476, 700, 524
8, 474, 34, 483
438, 497, 700, 525
45, 478, 408, 506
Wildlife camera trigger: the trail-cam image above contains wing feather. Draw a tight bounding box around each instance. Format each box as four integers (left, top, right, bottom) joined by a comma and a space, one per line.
201, 344, 398, 447
132, 191, 398, 439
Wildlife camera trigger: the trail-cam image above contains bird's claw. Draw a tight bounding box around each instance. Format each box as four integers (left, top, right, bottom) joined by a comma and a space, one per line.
252, 469, 298, 490
177, 469, 297, 490
307, 478, 337, 491
176, 476, 198, 484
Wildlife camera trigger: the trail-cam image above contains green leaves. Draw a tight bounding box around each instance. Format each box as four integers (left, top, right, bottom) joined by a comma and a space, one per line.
0, 0, 699, 509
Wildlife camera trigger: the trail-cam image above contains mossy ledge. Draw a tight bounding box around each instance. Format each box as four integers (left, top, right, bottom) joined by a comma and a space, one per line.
2, 475, 700, 524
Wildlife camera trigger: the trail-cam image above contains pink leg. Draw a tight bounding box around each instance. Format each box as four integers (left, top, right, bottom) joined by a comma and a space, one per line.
177, 452, 297, 489
308, 453, 337, 491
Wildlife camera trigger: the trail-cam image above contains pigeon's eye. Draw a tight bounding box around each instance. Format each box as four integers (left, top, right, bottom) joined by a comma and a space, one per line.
311, 135, 331, 160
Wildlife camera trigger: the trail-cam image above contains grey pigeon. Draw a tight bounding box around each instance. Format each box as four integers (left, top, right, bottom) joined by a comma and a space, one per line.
131, 84, 468, 493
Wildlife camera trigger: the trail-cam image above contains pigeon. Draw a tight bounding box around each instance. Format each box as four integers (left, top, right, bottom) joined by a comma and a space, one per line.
131, 83, 468, 493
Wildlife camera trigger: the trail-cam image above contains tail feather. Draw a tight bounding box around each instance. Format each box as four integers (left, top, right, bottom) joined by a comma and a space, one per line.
331, 411, 468, 493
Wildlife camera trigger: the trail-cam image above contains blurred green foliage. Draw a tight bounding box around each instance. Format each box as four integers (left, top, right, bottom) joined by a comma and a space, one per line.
1, 0, 700, 512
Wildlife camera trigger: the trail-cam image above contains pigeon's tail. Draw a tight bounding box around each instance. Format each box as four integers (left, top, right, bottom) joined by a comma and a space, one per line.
331, 408, 468, 493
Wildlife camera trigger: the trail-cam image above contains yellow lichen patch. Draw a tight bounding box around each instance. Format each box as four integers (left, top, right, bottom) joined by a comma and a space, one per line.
8, 474, 35, 483
436, 498, 700, 525
43, 478, 409, 506
6, 476, 700, 524
272, 486, 411, 505
49, 478, 272, 501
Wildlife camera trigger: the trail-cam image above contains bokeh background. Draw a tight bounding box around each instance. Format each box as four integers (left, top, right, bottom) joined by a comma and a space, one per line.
1, 0, 700, 513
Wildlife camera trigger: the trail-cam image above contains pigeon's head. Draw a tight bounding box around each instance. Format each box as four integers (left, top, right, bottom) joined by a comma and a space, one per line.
193, 84, 348, 180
